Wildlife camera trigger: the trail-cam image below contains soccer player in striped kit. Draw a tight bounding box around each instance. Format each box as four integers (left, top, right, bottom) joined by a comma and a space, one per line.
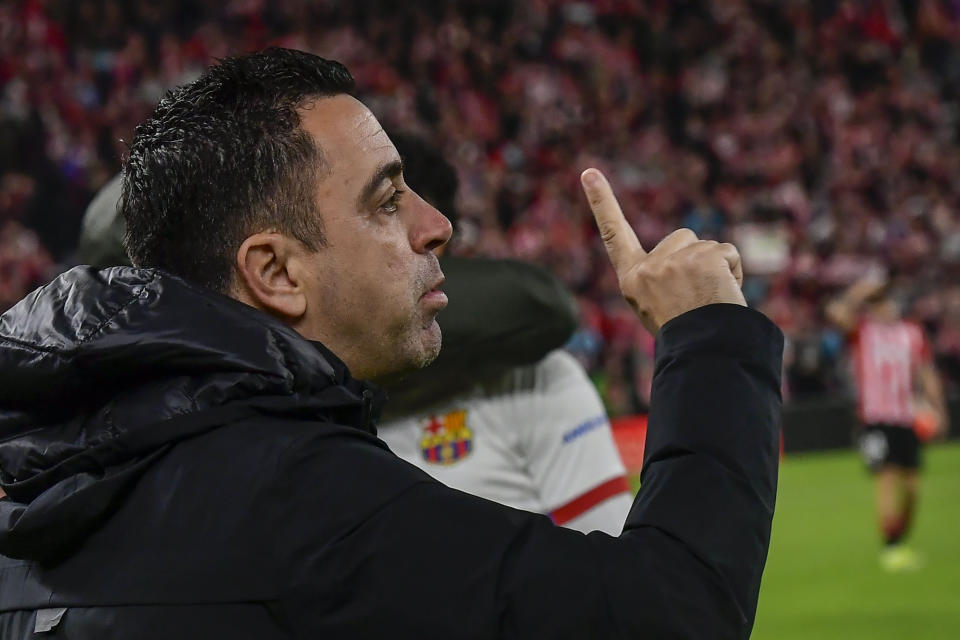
827, 275, 948, 571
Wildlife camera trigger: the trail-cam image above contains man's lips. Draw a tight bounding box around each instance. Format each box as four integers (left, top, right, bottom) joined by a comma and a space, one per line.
421, 277, 448, 307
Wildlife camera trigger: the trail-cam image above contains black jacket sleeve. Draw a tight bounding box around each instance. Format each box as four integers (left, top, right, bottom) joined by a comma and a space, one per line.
278, 304, 782, 639
381, 256, 579, 418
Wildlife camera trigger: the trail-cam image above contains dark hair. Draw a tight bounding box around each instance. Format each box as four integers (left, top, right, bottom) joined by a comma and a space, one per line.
121, 48, 355, 292
388, 131, 459, 230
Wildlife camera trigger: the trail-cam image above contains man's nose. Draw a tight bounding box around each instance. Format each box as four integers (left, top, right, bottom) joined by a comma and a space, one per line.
409, 191, 453, 254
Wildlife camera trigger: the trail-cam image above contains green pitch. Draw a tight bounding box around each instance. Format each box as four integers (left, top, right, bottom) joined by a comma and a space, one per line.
629, 442, 960, 638
755, 442, 960, 639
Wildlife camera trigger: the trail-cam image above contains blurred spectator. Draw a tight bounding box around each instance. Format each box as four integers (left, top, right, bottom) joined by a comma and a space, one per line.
2, 0, 960, 411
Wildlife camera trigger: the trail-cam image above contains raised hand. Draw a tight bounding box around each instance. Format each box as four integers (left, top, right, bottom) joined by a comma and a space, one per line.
581, 168, 745, 334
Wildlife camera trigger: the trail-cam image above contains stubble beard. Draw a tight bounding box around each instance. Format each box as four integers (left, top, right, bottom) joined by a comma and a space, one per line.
371, 261, 444, 380
406, 261, 444, 368
399, 310, 442, 371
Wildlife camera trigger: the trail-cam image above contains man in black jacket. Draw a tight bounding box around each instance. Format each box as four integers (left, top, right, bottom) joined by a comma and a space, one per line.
74, 146, 580, 416
0, 48, 782, 639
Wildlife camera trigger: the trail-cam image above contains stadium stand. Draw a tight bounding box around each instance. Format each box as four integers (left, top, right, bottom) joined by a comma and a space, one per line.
2, 0, 959, 416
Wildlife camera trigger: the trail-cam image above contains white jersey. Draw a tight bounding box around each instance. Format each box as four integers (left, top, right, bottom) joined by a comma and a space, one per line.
378, 350, 632, 535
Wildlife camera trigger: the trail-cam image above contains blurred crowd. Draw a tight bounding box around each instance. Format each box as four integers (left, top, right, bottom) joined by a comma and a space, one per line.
2, 0, 960, 413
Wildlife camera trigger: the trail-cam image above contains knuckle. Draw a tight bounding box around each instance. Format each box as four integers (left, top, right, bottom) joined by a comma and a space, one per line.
598, 222, 618, 246
664, 248, 689, 264
721, 242, 741, 257
634, 261, 656, 281
654, 260, 675, 278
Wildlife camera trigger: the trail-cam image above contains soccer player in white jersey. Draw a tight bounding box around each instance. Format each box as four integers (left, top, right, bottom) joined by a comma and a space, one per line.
379, 349, 632, 534
378, 133, 631, 535
827, 275, 948, 571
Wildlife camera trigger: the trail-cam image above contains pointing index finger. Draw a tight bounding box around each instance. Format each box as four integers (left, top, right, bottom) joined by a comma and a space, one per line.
580, 168, 646, 274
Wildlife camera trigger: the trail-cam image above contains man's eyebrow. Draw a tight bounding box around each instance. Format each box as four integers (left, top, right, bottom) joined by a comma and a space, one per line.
356, 159, 404, 208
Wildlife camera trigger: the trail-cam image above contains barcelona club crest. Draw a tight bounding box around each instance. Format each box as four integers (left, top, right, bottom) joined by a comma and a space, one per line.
420, 410, 473, 466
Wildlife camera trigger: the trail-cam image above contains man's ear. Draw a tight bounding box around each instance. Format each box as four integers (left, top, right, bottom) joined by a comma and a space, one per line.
234, 232, 308, 320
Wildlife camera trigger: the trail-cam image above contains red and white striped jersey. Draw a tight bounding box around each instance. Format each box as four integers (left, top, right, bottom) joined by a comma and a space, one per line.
378, 350, 632, 535
851, 319, 931, 426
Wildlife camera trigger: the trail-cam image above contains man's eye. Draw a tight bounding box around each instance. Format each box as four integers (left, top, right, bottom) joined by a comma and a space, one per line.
381, 189, 405, 214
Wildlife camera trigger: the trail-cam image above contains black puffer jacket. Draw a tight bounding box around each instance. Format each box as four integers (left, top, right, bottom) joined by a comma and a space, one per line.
0, 267, 783, 639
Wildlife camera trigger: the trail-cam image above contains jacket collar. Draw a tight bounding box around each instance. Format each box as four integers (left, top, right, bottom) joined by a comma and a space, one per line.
0, 266, 387, 482
309, 339, 388, 433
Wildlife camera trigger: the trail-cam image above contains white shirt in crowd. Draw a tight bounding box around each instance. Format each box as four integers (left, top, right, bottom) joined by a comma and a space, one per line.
378, 350, 632, 535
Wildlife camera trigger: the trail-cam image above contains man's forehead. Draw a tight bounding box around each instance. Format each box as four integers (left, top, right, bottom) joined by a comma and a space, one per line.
298, 95, 398, 169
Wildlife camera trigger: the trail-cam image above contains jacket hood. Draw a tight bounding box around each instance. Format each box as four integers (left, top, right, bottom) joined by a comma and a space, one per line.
0, 266, 384, 562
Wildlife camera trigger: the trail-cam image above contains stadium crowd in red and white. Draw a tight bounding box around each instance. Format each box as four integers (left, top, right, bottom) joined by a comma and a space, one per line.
2, 0, 960, 413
